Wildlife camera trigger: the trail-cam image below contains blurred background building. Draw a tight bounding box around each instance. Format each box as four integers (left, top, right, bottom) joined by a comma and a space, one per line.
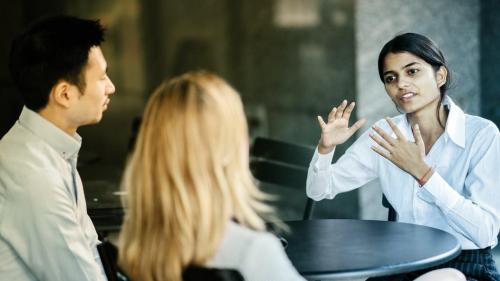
1, 0, 499, 222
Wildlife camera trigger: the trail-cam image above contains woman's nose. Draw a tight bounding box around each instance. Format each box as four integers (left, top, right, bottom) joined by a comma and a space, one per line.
397, 77, 411, 89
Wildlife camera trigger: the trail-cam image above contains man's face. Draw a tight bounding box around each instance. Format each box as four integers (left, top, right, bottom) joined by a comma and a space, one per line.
69, 46, 115, 126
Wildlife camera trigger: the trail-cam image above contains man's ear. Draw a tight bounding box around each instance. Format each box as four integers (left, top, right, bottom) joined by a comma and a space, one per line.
50, 80, 77, 108
436, 66, 448, 88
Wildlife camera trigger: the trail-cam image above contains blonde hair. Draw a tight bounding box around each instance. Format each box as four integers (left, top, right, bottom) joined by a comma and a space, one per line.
118, 71, 274, 281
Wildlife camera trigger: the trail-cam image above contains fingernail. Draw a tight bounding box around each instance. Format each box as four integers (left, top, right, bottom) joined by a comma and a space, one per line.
416, 124, 420, 129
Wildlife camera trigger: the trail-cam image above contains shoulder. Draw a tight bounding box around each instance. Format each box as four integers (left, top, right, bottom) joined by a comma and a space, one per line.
237, 225, 283, 254
209, 222, 304, 280
215, 222, 281, 257
465, 114, 499, 135
0, 125, 66, 205
458, 115, 500, 164
464, 114, 499, 146
0, 122, 62, 172
209, 222, 285, 267
210, 222, 303, 280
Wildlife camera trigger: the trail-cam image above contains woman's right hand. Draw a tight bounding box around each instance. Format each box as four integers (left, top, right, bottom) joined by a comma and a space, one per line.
317, 100, 366, 154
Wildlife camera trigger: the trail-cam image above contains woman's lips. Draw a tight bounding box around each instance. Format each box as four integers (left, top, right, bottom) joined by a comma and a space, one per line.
400, 92, 416, 102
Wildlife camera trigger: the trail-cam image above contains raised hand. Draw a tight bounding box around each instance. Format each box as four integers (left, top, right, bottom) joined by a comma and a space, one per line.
317, 100, 366, 154
369, 117, 431, 179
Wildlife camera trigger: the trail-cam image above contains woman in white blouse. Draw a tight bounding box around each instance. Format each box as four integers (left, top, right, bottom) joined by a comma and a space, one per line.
307, 33, 499, 280
118, 71, 304, 281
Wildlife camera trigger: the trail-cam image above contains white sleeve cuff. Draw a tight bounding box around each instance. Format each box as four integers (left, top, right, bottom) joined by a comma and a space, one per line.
417, 172, 461, 210
312, 146, 335, 171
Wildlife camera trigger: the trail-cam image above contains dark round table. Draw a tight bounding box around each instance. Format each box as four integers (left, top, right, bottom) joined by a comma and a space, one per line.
282, 219, 461, 280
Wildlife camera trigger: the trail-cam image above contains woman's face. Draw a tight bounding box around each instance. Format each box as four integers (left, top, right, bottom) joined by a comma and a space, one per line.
382, 51, 446, 114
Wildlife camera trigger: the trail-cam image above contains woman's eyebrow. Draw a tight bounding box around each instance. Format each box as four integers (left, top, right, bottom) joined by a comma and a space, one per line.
383, 62, 420, 76
402, 62, 420, 69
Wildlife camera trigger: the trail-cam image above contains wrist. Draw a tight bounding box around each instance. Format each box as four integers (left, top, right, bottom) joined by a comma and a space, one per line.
413, 164, 434, 187
412, 163, 431, 180
318, 143, 335, 155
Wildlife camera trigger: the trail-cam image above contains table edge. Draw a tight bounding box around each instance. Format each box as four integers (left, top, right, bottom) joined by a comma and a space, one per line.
301, 239, 461, 279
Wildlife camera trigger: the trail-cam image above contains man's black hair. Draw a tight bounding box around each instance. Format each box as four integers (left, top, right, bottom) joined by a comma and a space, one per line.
9, 15, 106, 111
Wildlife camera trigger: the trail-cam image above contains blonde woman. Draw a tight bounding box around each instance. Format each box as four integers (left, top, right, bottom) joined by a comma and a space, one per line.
118, 71, 304, 281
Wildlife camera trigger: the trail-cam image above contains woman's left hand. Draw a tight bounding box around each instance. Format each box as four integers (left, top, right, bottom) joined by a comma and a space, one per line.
369, 117, 430, 179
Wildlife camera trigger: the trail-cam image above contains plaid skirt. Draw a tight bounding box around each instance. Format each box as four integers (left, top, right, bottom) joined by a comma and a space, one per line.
367, 247, 500, 281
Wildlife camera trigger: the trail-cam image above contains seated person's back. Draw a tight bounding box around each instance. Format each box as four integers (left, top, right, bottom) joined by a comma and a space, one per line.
118, 71, 304, 281
208, 221, 298, 280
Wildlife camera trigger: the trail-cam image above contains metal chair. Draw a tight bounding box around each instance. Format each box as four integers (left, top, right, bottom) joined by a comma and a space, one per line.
250, 137, 315, 220
250, 137, 398, 222
97, 239, 128, 281
97, 240, 245, 281
382, 195, 397, 221
183, 267, 244, 281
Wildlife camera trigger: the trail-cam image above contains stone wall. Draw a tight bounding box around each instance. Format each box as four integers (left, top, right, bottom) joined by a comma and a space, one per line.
481, 0, 500, 127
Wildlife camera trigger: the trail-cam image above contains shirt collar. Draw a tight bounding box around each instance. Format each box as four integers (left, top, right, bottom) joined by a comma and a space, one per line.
396, 95, 465, 149
442, 96, 466, 148
18, 106, 82, 160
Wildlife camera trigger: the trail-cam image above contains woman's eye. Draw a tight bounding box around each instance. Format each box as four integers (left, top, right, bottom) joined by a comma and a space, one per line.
384, 75, 396, 84
408, 68, 420, 75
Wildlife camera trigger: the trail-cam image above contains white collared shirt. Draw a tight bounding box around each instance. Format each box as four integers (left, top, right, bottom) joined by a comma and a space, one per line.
307, 96, 500, 250
0, 107, 107, 281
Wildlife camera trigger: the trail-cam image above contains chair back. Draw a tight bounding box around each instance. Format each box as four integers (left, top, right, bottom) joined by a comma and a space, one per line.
250, 137, 315, 220
250, 137, 396, 221
97, 239, 128, 281
97, 240, 244, 281
183, 266, 244, 281
382, 195, 397, 221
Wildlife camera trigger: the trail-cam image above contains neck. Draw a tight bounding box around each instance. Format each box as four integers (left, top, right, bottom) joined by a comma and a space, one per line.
407, 97, 448, 153
38, 106, 78, 136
